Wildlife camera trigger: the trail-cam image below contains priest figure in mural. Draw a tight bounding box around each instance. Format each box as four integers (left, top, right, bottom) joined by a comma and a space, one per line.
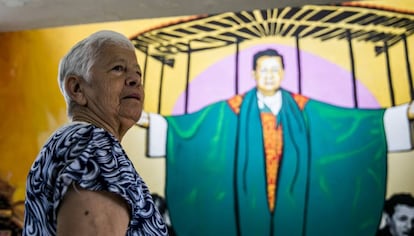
138, 48, 414, 236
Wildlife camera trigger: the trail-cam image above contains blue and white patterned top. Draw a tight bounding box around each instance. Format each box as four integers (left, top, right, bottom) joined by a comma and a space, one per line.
23, 122, 168, 236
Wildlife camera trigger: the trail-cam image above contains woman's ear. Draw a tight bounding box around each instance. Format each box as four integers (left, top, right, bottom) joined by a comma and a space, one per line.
383, 213, 391, 227
65, 75, 87, 105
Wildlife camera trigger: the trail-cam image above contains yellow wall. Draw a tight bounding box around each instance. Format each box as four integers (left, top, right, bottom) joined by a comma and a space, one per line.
0, 17, 182, 202
1, 1, 414, 204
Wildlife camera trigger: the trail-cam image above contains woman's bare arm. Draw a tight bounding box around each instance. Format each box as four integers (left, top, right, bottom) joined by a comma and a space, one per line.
57, 184, 130, 236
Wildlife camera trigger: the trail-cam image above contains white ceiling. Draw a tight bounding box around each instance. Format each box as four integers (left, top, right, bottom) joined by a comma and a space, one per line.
0, 0, 345, 32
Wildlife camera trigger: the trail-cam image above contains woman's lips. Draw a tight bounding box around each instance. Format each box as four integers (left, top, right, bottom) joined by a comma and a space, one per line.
123, 93, 141, 101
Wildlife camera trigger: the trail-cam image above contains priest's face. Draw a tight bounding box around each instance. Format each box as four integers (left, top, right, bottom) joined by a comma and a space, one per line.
389, 204, 414, 236
253, 56, 285, 96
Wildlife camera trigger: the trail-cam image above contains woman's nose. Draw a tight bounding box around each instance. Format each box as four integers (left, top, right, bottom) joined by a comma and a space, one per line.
126, 71, 141, 87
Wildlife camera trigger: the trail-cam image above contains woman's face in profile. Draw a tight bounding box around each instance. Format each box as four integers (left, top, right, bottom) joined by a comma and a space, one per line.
83, 43, 144, 127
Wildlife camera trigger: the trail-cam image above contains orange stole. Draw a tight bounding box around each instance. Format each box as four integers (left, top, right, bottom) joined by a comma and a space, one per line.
227, 94, 243, 114
260, 113, 283, 213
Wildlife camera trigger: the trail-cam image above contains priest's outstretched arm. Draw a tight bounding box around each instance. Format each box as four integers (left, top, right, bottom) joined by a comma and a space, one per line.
137, 101, 414, 157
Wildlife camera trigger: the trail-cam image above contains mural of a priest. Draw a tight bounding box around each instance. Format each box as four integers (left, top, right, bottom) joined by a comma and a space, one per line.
137, 48, 414, 236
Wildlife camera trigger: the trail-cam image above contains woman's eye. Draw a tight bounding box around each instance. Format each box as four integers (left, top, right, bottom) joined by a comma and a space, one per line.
112, 65, 125, 72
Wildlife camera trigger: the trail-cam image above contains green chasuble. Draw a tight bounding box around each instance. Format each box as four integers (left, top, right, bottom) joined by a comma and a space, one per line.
165, 88, 387, 236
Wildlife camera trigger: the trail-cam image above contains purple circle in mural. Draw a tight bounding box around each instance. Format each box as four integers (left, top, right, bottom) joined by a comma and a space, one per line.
172, 44, 380, 115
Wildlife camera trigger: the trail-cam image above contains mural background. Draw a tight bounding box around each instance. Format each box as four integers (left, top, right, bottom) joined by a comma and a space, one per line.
132, 2, 414, 235
0, 0, 412, 219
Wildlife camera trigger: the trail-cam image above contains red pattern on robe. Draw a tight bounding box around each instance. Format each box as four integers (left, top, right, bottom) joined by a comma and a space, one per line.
260, 113, 283, 213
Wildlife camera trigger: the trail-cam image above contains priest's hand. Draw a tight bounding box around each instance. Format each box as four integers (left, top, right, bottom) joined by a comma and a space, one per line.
137, 111, 150, 128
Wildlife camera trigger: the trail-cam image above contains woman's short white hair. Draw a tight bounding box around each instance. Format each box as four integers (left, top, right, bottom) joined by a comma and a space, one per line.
57, 30, 135, 104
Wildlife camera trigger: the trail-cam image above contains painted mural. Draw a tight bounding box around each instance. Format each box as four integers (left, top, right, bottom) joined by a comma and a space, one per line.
131, 2, 414, 236
0, 0, 413, 235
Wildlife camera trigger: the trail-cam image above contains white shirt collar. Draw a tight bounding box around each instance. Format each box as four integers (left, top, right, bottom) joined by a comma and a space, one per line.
257, 90, 282, 115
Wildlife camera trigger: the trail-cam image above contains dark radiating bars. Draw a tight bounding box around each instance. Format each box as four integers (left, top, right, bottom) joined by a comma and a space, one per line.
131, 4, 414, 113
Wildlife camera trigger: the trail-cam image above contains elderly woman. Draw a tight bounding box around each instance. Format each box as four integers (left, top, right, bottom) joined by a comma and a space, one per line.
23, 30, 168, 235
